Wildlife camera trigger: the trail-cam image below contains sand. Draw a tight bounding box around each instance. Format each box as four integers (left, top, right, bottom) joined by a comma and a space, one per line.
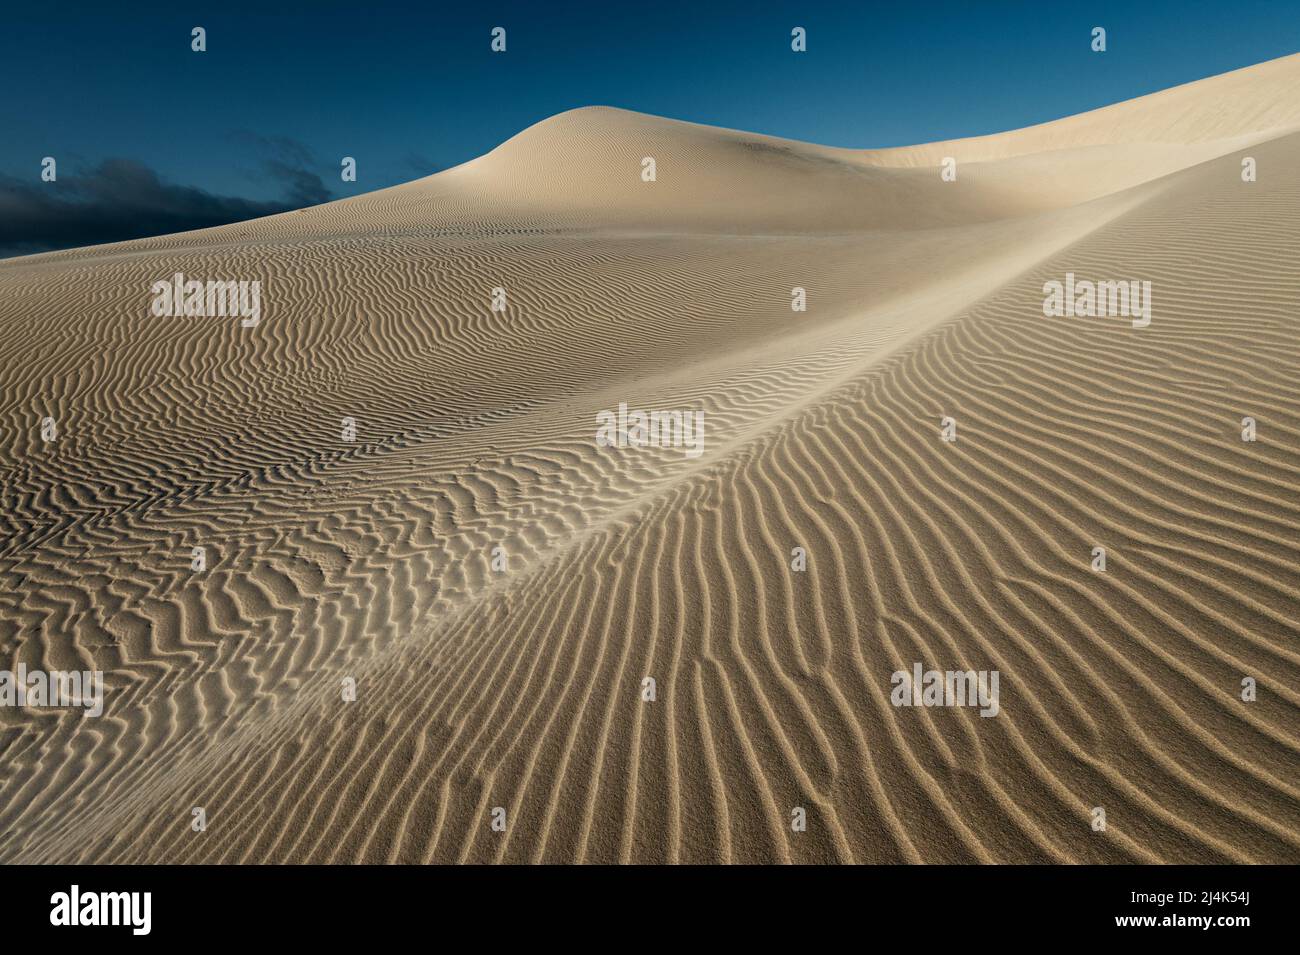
1, 54, 1298, 864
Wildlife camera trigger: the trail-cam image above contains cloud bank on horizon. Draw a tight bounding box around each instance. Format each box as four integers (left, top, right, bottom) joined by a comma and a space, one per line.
0, 152, 324, 259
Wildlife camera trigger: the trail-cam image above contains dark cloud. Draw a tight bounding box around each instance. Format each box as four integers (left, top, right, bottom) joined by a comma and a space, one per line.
227, 131, 333, 206
0, 136, 335, 259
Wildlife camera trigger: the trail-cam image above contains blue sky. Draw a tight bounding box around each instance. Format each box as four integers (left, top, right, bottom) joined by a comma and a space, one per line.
2, 0, 1297, 255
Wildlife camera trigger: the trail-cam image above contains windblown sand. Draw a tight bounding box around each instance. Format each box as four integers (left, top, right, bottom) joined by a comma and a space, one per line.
2, 54, 1299, 863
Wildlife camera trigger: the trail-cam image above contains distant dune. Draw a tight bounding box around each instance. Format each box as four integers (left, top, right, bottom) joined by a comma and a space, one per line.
1, 53, 1298, 863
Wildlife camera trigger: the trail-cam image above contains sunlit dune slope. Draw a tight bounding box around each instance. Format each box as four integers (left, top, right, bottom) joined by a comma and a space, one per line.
0, 54, 1297, 864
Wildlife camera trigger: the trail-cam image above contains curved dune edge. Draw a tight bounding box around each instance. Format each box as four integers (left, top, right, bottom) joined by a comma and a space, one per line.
1, 56, 1298, 864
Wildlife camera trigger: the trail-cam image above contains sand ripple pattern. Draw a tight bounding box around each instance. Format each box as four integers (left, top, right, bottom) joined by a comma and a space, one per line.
2, 79, 1299, 863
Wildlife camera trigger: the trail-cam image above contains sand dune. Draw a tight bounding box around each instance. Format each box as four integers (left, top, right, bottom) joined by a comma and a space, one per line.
1, 54, 1298, 863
